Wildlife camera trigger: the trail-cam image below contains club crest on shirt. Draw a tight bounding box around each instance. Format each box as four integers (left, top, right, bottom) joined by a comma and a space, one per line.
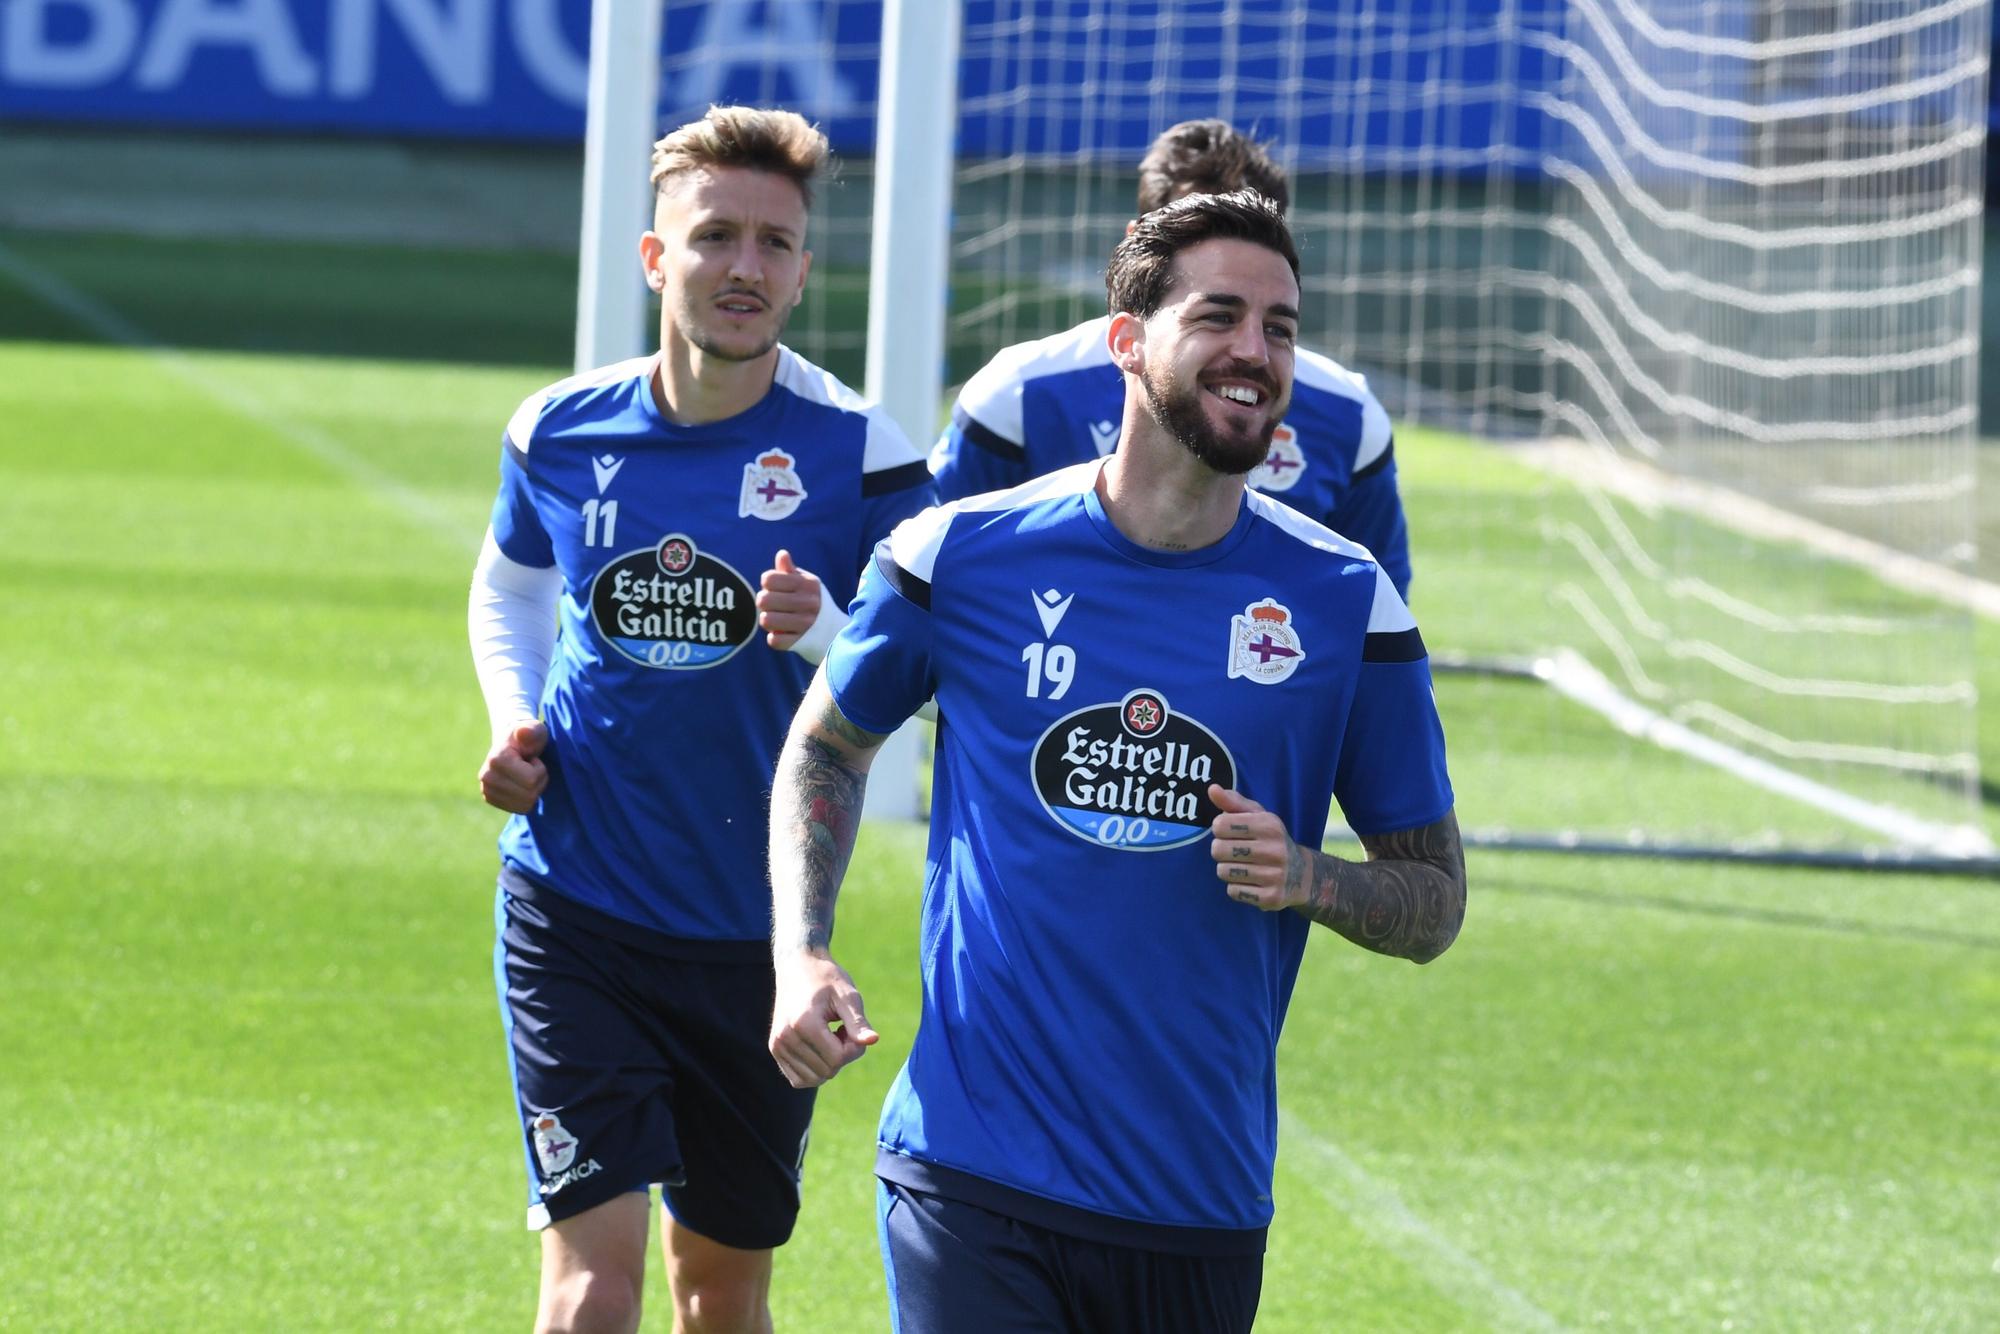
1229, 599, 1306, 684
588, 534, 759, 669
531, 1112, 578, 1174
1247, 424, 1306, 493
1030, 688, 1237, 851
740, 448, 806, 520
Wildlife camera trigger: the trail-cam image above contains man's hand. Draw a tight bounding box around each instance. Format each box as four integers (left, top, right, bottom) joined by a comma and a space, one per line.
479, 720, 549, 814
1208, 784, 1310, 912
757, 549, 824, 650
769, 951, 879, 1089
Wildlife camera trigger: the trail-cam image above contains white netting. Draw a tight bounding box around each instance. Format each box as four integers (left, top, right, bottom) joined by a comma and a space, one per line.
1518, 0, 1988, 853
944, 0, 1988, 857
652, 0, 1990, 857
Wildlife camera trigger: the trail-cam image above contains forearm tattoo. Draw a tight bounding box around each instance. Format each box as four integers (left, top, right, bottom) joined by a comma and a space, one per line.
1291, 810, 1466, 963
771, 687, 886, 954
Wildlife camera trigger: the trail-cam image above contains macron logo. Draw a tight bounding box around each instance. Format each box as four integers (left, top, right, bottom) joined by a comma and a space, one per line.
1088, 420, 1119, 456
592, 455, 625, 494
1034, 588, 1074, 637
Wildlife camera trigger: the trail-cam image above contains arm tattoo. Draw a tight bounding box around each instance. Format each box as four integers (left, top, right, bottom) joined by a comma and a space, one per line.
1288, 809, 1465, 964
770, 680, 887, 956
821, 707, 884, 754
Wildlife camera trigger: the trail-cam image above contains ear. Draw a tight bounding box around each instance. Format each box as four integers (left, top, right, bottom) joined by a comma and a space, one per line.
638, 232, 666, 292
1106, 310, 1146, 375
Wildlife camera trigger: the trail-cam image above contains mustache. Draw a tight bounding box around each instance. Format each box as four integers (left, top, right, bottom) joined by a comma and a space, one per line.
1202, 362, 1277, 396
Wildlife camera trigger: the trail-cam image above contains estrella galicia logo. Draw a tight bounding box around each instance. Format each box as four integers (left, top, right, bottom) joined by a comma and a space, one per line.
1031, 688, 1237, 851
589, 533, 759, 669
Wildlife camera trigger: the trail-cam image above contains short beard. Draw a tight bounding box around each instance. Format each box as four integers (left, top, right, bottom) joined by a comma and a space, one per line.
1139, 363, 1275, 476
674, 298, 790, 364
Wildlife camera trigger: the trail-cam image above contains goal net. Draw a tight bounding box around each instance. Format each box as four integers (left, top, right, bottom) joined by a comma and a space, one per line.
655, 0, 1993, 862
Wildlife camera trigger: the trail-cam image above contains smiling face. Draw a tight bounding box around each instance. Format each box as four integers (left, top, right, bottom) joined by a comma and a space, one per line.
1129, 237, 1299, 475
642, 165, 812, 365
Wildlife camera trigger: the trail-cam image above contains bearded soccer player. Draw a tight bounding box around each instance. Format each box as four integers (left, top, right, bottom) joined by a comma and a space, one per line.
932, 118, 1412, 600
766, 191, 1464, 1333
468, 106, 933, 1334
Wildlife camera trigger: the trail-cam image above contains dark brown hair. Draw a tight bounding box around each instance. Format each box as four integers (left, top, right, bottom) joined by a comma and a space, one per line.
1106, 189, 1300, 319
1136, 119, 1290, 215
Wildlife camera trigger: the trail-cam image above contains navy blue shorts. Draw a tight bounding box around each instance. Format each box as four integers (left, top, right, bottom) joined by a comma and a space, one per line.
877, 1180, 1264, 1334
495, 875, 815, 1249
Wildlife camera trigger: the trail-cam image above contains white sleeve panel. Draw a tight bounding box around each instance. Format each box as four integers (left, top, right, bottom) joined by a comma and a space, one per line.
1293, 347, 1394, 474
954, 318, 1115, 444
1355, 392, 1393, 471
469, 528, 563, 743
504, 390, 550, 455
863, 408, 927, 472
955, 348, 1031, 444
885, 504, 957, 583
1366, 563, 1418, 634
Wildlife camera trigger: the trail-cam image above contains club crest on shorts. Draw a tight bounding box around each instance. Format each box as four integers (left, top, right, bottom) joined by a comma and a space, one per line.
531, 1112, 578, 1174
1229, 599, 1306, 684
740, 448, 806, 520
1247, 424, 1306, 493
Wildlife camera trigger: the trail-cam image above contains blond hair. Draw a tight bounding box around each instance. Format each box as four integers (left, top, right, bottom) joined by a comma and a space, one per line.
650, 105, 830, 207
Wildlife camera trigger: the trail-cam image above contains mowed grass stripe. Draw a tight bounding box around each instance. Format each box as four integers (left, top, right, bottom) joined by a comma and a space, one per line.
0, 237, 486, 544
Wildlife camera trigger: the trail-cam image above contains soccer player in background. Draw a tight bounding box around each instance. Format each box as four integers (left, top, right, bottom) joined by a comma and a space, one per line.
931, 118, 1414, 600
767, 191, 1465, 1332
468, 106, 933, 1334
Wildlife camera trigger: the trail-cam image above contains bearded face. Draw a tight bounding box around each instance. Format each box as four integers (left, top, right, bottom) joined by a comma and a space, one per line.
1124, 237, 1298, 476
1138, 355, 1281, 476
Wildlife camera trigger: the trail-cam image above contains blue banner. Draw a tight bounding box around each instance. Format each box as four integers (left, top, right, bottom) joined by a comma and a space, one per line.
0, 0, 1564, 159
0, 0, 595, 138
8, 2, 1967, 162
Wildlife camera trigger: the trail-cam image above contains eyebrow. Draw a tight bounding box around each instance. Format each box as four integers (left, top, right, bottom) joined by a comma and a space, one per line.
1189, 292, 1300, 324
689, 216, 803, 240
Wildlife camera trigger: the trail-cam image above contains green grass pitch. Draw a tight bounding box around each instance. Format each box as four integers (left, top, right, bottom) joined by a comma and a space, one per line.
1, 227, 1996, 1329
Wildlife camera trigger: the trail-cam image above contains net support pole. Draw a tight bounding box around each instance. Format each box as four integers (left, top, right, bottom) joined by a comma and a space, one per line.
862, 0, 959, 822
574, 0, 662, 373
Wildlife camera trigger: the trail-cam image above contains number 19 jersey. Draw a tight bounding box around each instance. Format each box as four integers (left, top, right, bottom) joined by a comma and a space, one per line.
824, 461, 1453, 1250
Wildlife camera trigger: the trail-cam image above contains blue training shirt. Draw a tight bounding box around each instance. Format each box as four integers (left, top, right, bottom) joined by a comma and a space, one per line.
824, 461, 1453, 1252
489, 350, 934, 941
930, 316, 1412, 598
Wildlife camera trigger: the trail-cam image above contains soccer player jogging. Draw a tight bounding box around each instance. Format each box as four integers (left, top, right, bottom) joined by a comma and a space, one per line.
469, 107, 933, 1334
767, 190, 1465, 1333
933, 118, 1414, 601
